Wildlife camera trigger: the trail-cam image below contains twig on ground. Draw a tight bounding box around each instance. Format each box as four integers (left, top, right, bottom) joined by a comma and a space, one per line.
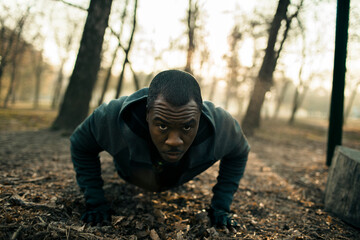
9, 194, 64, 215
11, 225, 23, 240
47, 222, 104, 240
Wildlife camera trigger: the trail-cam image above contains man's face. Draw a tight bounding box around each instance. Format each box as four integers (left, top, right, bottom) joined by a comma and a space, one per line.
146, 95, 201, 163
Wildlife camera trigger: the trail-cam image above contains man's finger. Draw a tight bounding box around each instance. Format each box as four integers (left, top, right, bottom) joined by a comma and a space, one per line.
216, 225, 230, 234
95, 212, 103, 225
103, 213, 111, 225
227, 225, 237, 233
88, 213, 97, 226
81, 213, 88, 222
229, 218, 238, 226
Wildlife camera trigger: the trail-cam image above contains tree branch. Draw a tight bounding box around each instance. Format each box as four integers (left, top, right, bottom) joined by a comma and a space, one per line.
275, 0, 304, 62
52, 0, 87, 11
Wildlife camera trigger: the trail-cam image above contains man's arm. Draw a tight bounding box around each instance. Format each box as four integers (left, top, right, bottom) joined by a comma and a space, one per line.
211, 147, 248, 214
70, 98, 126, 225
70, 114, 106, 206
70, 109, 114, 225
208, 107, 250, 227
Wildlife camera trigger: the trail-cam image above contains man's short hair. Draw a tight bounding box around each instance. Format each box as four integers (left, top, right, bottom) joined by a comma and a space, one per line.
147, 70, 203, 111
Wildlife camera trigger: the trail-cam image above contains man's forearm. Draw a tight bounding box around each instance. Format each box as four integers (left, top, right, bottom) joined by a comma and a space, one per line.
211, 155, 248, 212
71, 143, 107, 205
70, 115, 107, 205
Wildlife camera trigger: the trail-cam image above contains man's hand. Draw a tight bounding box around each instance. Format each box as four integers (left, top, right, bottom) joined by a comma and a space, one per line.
81, 203, 112, 226
207, 206, 238, 232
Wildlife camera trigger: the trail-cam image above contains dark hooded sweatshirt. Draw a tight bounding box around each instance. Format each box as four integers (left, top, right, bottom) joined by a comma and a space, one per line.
70, 88, 250, 212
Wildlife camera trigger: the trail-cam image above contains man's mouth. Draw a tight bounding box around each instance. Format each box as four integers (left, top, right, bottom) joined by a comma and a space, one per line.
163, 151, 183, 161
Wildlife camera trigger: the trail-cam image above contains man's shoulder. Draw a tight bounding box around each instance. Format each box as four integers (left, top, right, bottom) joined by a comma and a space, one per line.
202, 101, 250, 156
95, 88, 148, 118
202, 101, 235, 126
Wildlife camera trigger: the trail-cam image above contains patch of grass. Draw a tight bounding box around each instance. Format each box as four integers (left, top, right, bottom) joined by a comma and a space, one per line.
0, 108, 57, 132
255, 118, 360, 149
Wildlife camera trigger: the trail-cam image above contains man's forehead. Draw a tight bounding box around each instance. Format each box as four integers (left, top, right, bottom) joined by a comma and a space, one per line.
150, 96, 200, 121
152, 95, 199, 112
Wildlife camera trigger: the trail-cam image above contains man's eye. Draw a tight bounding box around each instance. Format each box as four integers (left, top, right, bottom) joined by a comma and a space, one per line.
183, 125, 191, 131
159, 124, 168, 131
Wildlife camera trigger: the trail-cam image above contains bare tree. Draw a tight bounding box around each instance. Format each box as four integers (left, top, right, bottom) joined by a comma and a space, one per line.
0, 4, 31, 105
272, 75, 291, 119
2, 28, 28, 108
224, 25, 242, 110
242, 0, 304, 135
114, 0, 138, 99
33, 51, 44, 109
184, 0, 200, 75
287, 33, 315, 125
128, 61, 140, 90
3, 41, 26, 108
52, 0, 113, 131
288, 69, 310, 125
344, 80, 359, 123
196, 40, 210, 88
288, 9, 326, 124
51, 14, 79, 109
98, 0, 129, 105
343, 5, 360, 123
207, 77, 218, 102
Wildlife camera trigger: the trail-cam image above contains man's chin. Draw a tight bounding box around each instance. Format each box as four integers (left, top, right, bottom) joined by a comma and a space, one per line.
161, 152, 183, 163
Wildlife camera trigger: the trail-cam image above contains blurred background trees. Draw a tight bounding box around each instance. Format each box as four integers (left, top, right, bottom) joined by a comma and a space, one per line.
0, 0, 359, 133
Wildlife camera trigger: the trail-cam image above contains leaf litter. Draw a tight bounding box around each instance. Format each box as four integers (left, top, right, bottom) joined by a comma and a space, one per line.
1, 111, 360, 239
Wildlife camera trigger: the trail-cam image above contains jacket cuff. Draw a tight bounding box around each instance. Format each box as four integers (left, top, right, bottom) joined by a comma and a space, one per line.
210, 189, 233, 212
84, 187, 107, 206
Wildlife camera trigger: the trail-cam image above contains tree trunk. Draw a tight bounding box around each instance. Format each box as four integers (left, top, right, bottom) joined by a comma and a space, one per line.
184, 0, 198, 75
242, 0, 290, 136
224, 25, 242, 110
0, 10, 28, 106
273, 80, 290, 119
98, 66, 113, 106
325, 146, 360, 228
129, 63, 140, 90
51, 61, 65, 109
52, 0, 113, 131
326, 0, 350, 166
115, 60, 127, 99
0, 66, 3, 103
288, 85, 308, 125
3, 59, 18, 108
98, 46, 119, 105
288, 87, 300, 124
33, 64, 42, 109
31, 49, 44, 110
11, 74, 21, 104
344, 82, 359, 123
3, 32, 26, 108
208, 78, 218, 102
243, 79, 271, 131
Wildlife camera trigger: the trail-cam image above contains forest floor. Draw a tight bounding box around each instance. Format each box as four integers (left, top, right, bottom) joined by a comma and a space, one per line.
1, 108, 360, 239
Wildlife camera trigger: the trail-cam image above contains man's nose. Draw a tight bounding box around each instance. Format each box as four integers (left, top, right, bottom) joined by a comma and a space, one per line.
165, 131, 183, 147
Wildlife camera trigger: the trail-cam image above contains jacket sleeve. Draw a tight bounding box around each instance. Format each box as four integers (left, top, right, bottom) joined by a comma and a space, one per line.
69, 96, 127, 206
210, 109, 250, 212
70, 111, 107, 206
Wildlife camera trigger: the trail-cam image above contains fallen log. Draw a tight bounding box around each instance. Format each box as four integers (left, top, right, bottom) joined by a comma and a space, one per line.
325, 146, 360, 228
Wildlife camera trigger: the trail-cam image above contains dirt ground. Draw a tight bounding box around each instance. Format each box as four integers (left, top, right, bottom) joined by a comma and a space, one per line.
1, 108, 360, 239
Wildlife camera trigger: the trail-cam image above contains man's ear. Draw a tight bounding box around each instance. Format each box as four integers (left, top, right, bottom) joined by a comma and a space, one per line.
146, 112, 149, 122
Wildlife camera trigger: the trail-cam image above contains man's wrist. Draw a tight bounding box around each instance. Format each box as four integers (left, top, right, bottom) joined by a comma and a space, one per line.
207, 206, 237, 227
84, 187, 107, 206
